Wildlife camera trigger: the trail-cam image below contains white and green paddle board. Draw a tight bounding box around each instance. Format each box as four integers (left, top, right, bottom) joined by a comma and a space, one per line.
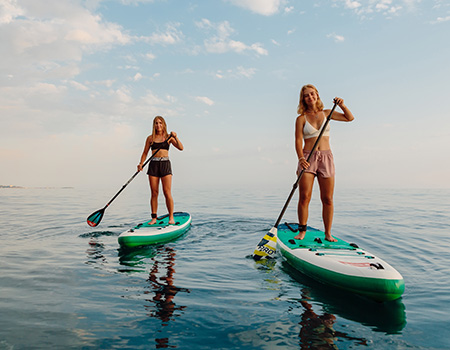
277, 223, 404, 302
118, 212, 191, 248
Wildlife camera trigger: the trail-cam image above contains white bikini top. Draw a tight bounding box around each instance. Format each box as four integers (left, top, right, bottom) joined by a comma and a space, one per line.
303, 115, 330, 139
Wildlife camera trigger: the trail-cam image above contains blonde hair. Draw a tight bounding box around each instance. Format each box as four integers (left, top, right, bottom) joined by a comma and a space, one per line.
152, 116, 169, 139
297, 84, 324, 115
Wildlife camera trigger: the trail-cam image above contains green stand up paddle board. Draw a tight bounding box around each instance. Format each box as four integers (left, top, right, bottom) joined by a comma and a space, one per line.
277, 223, 405, 302
118, 212, 191, 248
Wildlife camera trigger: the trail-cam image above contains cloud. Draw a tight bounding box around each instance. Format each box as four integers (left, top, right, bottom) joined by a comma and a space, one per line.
141, 91, 176, 106
284, 6, 294, 14
195, 96, 215, 106
227, 0, 285, 16
337, 0, 420, 17
344, 0, 362, 10
215, 66, 256, 79
431, 15, 450, 24
0, 0, 24, 24
195, 19, 268, 56
0, 0, 133, 87
67, 80, 89, 91
0, 1, 185, 90
133, 72, 143, 81
327, 33, 345, 42
119, 0, 156, 4
145, 52, 156, 60
142, 23, 183, 45
114, 86, 133, 103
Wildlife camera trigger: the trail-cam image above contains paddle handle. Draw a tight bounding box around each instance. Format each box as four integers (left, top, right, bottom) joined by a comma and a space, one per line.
102, 134, 173, 209
273, 101, 338, 228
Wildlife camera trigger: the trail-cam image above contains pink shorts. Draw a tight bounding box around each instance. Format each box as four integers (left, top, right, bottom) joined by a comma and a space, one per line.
297, 149, 335, 178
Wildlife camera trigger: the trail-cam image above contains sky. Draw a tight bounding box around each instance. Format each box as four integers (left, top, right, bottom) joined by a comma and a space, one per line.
1, 0, 450, 191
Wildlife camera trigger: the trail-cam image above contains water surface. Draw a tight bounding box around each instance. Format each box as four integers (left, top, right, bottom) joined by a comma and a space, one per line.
0, 186, 449, 349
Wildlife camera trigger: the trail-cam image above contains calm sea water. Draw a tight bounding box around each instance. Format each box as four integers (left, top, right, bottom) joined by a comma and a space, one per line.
1, 185, 449, 349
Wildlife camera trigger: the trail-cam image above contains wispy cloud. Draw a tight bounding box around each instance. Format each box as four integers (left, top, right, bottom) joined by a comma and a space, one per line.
327, 33, 345, 43
0, 0, 132, 87
226, 0, 286, 16
431, 15, 450, 24
0, 0, 24, 24
337, 0, 420, 17
195, 96, 215, 106
141, 23, 184, 45
343, 0, 362, 10
215, 66, 257, 79
284, 6, 294, 14
195, 19, 268, 56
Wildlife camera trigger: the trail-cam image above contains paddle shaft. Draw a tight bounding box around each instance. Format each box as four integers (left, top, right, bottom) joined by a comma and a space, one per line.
273, 102, 338, 228
100, 134, 172, 211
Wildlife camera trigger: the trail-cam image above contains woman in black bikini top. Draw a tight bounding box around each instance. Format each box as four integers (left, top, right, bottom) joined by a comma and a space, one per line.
137, 116, 184, 225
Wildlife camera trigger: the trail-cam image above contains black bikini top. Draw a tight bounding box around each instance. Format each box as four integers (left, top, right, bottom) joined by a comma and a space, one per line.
151, 140, 170, 150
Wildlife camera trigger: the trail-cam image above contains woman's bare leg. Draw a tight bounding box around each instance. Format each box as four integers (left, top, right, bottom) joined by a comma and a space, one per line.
161, 175, 175, 224
149, 176, 160, 224
317, 176, 337, 242
295, 173, 315, 239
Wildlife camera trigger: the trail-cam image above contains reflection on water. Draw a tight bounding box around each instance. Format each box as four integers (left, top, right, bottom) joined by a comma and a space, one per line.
119, 245, 190, 349
282, 262, 407, 335
145, 246, 190, 325
117, 245, 158, 273
247, 257, 406, 349
85, 239, 107, 264
297, 288, 367, 349
85, 237, 190, 349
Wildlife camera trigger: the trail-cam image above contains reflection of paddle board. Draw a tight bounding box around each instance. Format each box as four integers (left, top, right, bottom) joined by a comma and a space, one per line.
277, 224, 405, 302
118, 212, 191, 248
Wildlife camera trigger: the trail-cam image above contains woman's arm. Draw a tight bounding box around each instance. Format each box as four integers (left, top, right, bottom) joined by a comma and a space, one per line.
170, 132, 184, 151
137, 135, 152, 171
329, 97, 355, 122
295, 116, 305, 160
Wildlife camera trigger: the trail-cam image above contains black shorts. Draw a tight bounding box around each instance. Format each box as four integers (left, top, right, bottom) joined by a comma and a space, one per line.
147, 159, 172, 177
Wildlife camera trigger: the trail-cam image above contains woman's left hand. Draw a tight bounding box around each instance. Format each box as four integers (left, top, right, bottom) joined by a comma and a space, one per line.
334, 97, 344, 106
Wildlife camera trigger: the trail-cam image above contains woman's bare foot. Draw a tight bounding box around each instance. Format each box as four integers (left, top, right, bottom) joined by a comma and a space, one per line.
294, 231, 306, 240
149, 218, 157, 225
325, 234, 337, 242
169, 217, 175, 224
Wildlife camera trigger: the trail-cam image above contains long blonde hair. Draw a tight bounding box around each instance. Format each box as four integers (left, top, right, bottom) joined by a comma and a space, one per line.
297, 84, 324, 115
152, 116, 169, 139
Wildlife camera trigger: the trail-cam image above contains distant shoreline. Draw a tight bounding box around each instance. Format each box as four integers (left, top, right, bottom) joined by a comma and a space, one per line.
0, 185, 74, 189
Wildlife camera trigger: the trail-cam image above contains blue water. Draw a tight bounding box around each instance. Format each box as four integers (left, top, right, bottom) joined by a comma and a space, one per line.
1, 186, 449, 349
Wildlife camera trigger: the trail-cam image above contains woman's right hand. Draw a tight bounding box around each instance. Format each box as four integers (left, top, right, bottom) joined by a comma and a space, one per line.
137, 164, 143, 172
299, 157, 310, 169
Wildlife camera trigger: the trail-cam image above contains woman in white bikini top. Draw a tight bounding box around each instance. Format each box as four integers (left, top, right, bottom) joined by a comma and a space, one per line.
294, 84, 355, 243
303, 114, 331, 139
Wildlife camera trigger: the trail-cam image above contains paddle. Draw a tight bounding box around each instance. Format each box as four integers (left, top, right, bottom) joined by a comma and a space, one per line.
252, 101, 338, 260
87, 134, 172, 227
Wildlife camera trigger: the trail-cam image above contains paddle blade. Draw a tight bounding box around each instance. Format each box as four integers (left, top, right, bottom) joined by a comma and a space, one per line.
87, 208, 105, 227
252, 227, 277, 261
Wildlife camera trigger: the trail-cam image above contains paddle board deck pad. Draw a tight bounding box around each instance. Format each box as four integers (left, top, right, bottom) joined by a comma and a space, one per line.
277, 223, 404, 302
118, 212, 191, 248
